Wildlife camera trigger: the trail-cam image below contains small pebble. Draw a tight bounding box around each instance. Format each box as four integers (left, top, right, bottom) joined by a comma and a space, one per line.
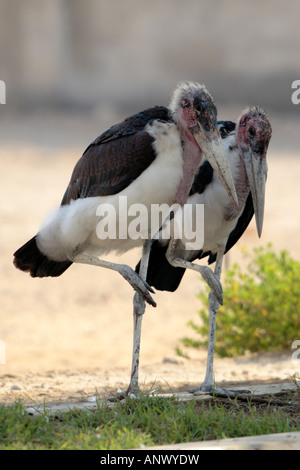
162, 356, 184, 365
10, 385, 21, 391
86, 396, 97, 402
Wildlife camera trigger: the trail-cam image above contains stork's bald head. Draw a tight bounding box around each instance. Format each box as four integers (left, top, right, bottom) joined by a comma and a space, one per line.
169, 81, 238, 206
236, 106, 272, 237
169, 81, 217, 134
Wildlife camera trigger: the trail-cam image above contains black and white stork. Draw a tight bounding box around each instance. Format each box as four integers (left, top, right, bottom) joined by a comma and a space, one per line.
137, 106, 272, 397
13, 81, 238, 396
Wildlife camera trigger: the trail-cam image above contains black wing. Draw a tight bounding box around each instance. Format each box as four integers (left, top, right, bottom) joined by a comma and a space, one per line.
189, 159, 214, 196
61, 106, 171, 205
217, 120, 236, 139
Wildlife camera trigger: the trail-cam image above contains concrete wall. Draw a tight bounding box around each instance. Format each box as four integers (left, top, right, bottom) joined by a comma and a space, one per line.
0, 0, 299, 113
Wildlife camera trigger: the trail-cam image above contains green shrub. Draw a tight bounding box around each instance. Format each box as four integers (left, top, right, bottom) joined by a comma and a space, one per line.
179, 244, 300, 358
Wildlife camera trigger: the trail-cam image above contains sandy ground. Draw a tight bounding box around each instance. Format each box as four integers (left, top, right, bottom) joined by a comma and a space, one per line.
0, 145, 300, 405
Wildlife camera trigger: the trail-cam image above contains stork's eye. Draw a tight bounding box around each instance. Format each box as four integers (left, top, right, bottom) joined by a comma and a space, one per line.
181, 100, 190, 109
248, 126, 256, 137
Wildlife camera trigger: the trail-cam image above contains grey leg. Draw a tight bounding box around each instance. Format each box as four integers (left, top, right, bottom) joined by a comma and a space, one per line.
189, 251, 250, 398
127, 239, 154, 396
70, 251, 156, 307
189, 251, 223, 395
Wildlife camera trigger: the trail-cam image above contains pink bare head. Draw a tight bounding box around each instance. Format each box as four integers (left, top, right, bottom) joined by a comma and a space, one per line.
236, 106, 272, 237
237, 106, 272, 157
169, 81, 238, 206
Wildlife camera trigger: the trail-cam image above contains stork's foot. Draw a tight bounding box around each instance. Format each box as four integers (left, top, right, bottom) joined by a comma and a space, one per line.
108, 392, 136, 402
189, 383, 251, 398
108, 386, 141, 402
119, 265, 156, 307
170, 259, 223, 305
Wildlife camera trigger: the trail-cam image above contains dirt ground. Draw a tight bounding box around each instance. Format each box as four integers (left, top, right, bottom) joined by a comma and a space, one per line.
0, 145, 300, 406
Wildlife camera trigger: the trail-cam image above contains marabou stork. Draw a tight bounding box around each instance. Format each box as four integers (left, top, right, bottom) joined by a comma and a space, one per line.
136, 106, 272, 397
13, 81, 238, 396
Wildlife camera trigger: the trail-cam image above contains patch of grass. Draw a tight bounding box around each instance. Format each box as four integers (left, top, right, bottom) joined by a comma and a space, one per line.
1, 393, 300, 450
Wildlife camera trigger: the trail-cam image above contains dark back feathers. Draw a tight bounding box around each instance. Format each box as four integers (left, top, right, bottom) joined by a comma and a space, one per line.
61, 106, 172, 205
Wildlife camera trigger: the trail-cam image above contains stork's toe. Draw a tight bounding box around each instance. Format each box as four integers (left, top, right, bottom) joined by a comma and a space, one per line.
119, 265, 156, 307
189, 384, 252, 398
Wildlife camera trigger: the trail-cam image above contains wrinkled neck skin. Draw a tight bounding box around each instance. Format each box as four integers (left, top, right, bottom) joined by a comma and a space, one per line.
174, 130, 203, 205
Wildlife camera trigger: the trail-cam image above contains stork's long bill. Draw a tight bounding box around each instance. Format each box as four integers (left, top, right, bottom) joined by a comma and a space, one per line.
193, 124, 239, 207
237, 107, 272, 237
